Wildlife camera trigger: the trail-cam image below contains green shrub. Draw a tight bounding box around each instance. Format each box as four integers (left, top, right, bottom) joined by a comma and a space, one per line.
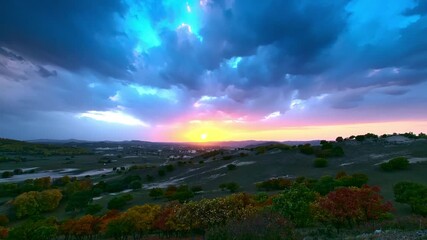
149, 188, 164, 199
227, 164, 237, 171
314, 158, 328, 168
1, 171, 13, 178
380, 157, 409, 171
272, 184, 317, 227
107, 194, 133, 210
164, 185, 194, 203
165, 164, 175, 172
394, 181, 427, 216
256, 178, 293, 191
158, 169, 166, 177
0, 215, 9, 226
191, 185, 203, 192
299, 144, 314, 155
85, 204, 103, 215
129, 180, 142, 190
145, 175, 154, 182
219, 182, 240, 193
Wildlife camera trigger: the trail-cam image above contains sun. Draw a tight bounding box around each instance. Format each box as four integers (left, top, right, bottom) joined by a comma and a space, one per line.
200, 133, 208, 141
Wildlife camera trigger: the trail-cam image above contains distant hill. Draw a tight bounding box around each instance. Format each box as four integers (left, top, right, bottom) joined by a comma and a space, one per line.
28, 139, 91, 144
26, 138, 321, 148
0, 138, 90, 156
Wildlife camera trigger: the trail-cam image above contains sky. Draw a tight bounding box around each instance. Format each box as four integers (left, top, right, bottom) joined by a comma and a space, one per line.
0, 0, 426, 142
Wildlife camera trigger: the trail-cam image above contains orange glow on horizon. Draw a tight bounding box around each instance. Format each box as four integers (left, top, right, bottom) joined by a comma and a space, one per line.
161, 120, 427, 143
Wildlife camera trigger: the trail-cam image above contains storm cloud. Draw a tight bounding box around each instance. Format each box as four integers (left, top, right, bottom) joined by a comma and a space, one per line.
0, 0, 426, 140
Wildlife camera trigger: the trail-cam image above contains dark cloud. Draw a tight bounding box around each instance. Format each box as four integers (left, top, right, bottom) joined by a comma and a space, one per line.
1, 0, 427, 140
0, 0, 133, 79
37, 66, 57, 78
0, 47, 24, 61
202, 1, 349, 59
137, 0, 349, 90
404, 0, 427, 15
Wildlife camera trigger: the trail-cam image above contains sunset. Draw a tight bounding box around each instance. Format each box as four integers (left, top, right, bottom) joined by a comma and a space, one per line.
1, 0, 426, 142
1, 1, 427, 239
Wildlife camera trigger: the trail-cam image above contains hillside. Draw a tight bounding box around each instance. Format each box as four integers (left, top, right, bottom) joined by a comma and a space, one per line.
0, 133, 427, 239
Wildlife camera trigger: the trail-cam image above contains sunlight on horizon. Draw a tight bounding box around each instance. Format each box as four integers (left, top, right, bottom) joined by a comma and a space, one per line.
165, 120, 427, 143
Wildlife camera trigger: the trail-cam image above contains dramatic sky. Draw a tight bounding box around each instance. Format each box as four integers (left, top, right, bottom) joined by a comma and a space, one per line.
1, 0, 427, 142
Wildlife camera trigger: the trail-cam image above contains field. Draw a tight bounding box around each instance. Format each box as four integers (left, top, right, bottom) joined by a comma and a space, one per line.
1, 135, 427, 239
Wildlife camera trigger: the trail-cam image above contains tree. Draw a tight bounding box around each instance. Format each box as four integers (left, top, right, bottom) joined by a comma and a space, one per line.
152, 202, 181, 232
38, 189, 62, 212
158, 169, 166, 177
0, 226, 8, 239
172, 193, 257, 232
7, 218, 58, 240
129, 180, 142, 190
120, 205, 161, 237
337, 173, 369, 188
105, 218, 132, 240
149, 188, 164, 199
380, 157, 409, 171
0, 215, 8, 226
85, 204, 103, 215
314, 158, 328, 168
13, 189, 62, 218
66, 190, 92, 212
219, 182, 239, 193
299, 144, 314, 155
1, 171, 13, 179
355, 135, 365, 141
60, 215, 101, 239
272, 184, 317, 227
165, 164, 175, 172
108, 194, 133, 210
255, 178, 293, 191
394, 181, 427, 216
336, 136, 344, 142
227, 164, 237, 171
314, 175, 337, 195
312, 186, 392, 230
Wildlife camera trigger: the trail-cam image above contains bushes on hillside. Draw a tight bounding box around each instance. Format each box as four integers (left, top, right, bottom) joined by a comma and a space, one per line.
314, 158, 328, 168
256, 178, 293, 191
149, 188, 164, 199
380, 157, 409, 171
299, 144, 315, 155
107, 194, 133, 210
253, 143, 291, 155
272, 184, 317, 227
4, 186, 395, 240
7, 217, 58, 240
394, 181, 427, 216
13, 189, 62, 218
219, 182, 240, 193
227, 164, 237, 171
304, 172, 369, 195
66, 190, 94, 212
312, 185, 393, 230
85, 204, 103, 215
0, 215, 8, 227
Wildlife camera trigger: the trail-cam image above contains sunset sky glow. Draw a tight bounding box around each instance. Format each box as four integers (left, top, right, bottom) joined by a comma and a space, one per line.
0, 0, 426, 142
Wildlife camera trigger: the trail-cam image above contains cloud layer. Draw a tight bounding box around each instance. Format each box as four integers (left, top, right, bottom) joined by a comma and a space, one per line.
0, 0, 426, 141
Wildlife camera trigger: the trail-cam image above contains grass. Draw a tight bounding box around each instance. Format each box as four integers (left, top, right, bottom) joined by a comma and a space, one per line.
1, 139, 427, 220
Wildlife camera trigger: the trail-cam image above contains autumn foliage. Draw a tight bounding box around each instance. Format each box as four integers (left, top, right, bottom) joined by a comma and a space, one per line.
312, 185, 393, 229
0, 227, 8, 239
12, 189, 62, 218
4, 182, 395, 239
